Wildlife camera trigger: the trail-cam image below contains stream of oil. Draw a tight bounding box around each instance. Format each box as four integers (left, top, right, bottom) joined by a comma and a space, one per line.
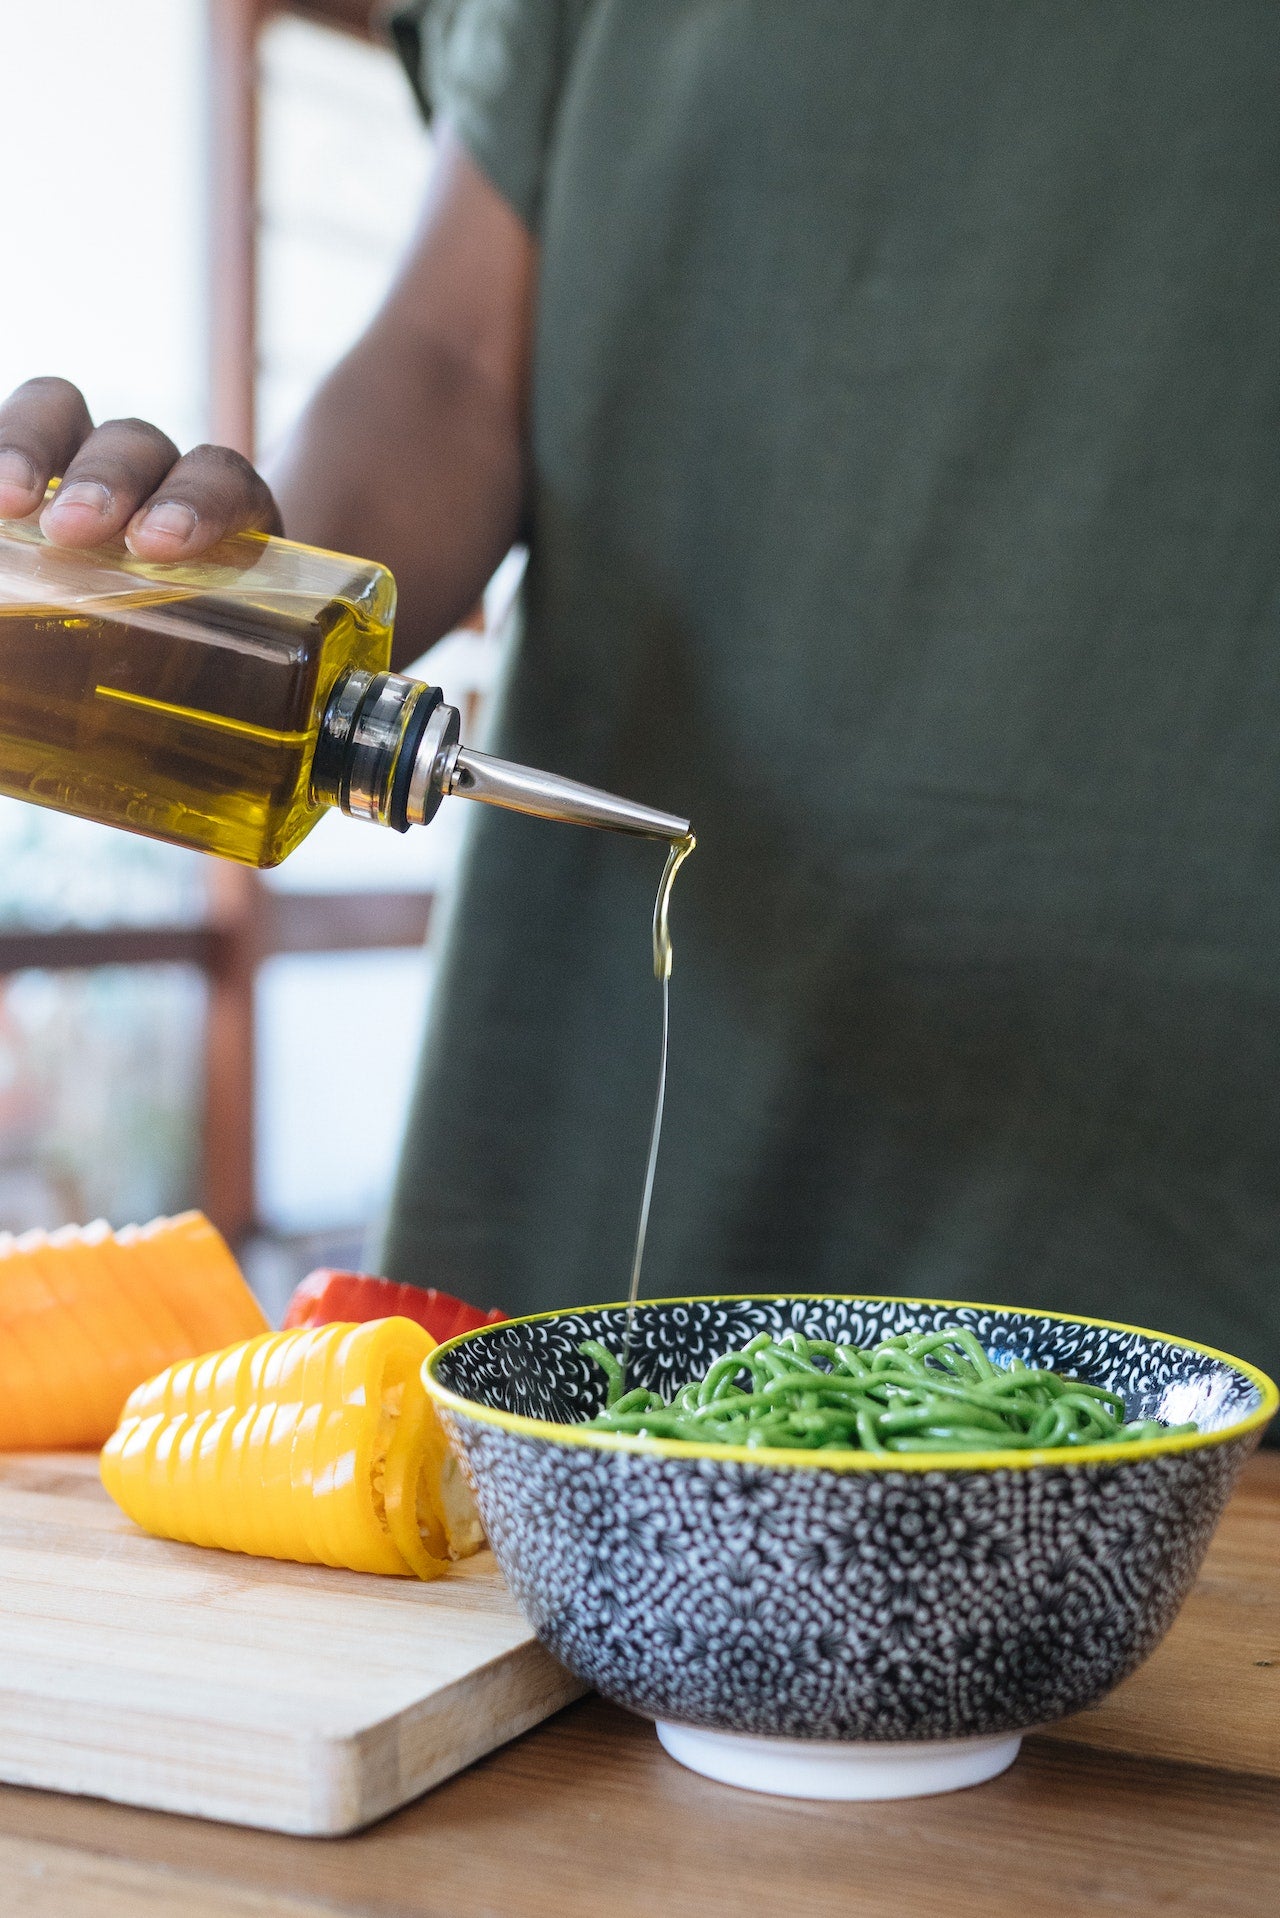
623, 831, 696, 1376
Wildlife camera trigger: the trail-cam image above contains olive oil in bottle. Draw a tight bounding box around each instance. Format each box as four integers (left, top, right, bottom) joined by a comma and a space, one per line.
0, 519, 395, 866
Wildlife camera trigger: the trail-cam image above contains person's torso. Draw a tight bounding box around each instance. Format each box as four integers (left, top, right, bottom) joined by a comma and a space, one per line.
395, 0, 1280, 1384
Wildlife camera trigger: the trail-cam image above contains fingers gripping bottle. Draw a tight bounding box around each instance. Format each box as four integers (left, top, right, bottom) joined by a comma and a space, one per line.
0, 516, 688, 865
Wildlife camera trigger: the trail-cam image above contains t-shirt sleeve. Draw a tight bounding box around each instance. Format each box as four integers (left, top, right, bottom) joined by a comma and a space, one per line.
386, 0, 577, 232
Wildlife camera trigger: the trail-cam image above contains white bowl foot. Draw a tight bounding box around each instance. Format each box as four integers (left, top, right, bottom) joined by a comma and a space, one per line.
654, 1722, 1023, 1800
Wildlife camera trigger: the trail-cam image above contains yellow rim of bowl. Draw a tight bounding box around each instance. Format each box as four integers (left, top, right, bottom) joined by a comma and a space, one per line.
422, 1292, 1279, 1472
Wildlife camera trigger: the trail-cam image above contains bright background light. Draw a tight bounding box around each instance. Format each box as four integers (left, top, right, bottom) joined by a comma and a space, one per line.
0, 0, 208, 449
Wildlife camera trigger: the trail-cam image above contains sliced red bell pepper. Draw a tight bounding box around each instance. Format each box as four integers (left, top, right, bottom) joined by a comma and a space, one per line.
281, 1269, 505, 1344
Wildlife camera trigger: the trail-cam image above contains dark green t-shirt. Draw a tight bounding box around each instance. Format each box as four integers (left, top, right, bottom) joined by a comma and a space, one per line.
382, 0, 1280, 1396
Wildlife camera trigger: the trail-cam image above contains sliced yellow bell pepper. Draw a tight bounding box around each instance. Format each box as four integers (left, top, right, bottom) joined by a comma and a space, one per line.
99, 1318, 482, 1580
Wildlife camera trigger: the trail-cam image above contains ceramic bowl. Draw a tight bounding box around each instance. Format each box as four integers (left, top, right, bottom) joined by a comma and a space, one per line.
424, 1296, 1276, 1799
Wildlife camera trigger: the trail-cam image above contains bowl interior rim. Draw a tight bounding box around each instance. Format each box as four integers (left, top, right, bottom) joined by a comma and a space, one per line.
422, 1291, 1279, 1473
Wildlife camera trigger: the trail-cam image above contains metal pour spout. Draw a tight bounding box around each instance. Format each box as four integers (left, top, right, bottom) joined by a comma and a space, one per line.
315, 673, 691, 843
445, 744, 691, 842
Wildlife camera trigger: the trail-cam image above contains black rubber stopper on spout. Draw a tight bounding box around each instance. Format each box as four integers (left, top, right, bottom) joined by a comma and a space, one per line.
388, 682, 445, 832
311, 672, 364, 808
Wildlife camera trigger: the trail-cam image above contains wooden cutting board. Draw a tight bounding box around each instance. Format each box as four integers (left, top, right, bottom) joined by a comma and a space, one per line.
0, 1452, 586, 1836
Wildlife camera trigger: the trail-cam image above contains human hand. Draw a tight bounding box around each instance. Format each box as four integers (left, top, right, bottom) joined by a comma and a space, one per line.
0, 377, 282, 560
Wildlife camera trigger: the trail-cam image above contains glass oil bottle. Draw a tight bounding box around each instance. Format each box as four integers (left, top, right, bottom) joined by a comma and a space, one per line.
0, 515, 689, 864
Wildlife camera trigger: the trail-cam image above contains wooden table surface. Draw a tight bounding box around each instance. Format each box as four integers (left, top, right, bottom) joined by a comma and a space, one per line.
1, 1451, 1276, 1918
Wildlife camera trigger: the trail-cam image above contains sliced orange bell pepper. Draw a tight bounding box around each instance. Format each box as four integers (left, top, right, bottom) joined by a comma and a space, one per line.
99, 1317, 483, 1580
0, 1211, 268, 1450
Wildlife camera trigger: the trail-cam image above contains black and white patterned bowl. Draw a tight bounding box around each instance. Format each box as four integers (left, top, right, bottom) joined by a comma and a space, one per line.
424, 1296, 1275, 1783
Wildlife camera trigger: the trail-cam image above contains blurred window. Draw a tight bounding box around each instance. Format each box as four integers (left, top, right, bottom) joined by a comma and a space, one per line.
255, 947, 435, 1235
0, 0, 209, 939
0, 966, 205, 1233
0, 0, 209, 1229
257, 12, 435, 457
0, 4, 511, 1259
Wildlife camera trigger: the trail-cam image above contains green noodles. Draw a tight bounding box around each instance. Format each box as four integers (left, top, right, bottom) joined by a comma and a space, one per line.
578, 1328, 1197, 1453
